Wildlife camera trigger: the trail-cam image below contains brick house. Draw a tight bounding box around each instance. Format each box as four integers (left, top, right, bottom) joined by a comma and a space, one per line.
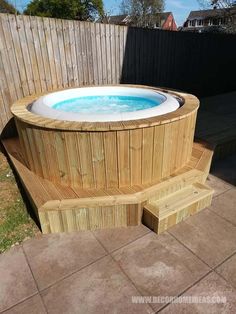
98, 12, 177, 31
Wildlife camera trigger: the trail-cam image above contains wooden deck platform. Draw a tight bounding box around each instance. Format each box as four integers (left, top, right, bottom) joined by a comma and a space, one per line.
196, 91, 236, 159
2, 137, 214, 234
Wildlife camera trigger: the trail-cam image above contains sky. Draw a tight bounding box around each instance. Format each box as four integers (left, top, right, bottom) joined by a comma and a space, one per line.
13, 0, 202, 26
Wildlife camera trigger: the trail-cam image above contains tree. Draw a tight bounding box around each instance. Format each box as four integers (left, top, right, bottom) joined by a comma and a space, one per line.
198, 0, 236, 9
198, 0, 236, 32
24, 0, 104, 21
0, 0, 17, 14
119, 0, 165, 28
119, 0, 132, 15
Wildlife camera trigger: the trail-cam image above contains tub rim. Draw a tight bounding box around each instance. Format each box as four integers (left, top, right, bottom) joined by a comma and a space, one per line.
11, 84, 199, 131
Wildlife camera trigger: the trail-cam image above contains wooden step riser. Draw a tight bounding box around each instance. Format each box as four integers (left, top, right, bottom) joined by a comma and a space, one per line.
143, 193, 213, 234
39, 204, 142, 234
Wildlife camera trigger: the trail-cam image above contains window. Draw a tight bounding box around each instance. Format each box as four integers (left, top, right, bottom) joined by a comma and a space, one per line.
208, 19, 213, 26
197, 19, 203, 26
189, 20, 196, 27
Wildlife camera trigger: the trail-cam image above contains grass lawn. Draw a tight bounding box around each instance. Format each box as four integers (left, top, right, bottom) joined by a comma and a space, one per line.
0, 151, 39, 253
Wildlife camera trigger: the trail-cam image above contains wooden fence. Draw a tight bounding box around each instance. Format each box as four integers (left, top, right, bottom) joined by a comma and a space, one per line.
0, 13, 236, 135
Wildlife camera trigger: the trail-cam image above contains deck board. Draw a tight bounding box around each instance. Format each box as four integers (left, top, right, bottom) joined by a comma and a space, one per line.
195, 92, 236, 158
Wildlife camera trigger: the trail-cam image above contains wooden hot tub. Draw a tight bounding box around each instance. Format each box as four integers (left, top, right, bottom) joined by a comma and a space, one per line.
11, 85, 199, 190
7, 84, 215, 235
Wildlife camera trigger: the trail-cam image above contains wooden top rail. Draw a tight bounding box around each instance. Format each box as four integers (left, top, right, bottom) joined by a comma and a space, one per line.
11, 85, 199, 131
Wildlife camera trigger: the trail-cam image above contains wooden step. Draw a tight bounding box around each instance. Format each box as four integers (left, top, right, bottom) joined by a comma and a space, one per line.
142, 182, 213, 234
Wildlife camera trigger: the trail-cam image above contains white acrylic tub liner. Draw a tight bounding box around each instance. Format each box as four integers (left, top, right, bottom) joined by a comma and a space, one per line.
30, 86, 180, 122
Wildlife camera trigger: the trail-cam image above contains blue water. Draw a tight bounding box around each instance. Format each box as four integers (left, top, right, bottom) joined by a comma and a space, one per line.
52, 95, 161, 114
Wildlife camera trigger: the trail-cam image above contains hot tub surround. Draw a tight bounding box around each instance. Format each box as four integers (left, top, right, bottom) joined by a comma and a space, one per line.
11, 85, 198, 190
9, 85, 214, 234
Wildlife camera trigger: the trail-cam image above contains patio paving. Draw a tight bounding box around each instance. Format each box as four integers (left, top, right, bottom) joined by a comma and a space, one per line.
0, 154, 236, 314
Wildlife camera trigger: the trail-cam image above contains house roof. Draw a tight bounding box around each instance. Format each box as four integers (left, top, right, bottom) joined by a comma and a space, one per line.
159, 12, 172, 21
187, 8, 236, 20
97, 12, 172, 25
107, 14, 129, 24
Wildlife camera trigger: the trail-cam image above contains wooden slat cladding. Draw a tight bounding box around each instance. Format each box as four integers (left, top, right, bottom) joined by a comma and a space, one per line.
15, 110, 197, 189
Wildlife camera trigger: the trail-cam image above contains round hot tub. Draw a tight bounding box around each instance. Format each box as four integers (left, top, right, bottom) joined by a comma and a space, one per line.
30, 86, 180, 122
11, 85, 199, 190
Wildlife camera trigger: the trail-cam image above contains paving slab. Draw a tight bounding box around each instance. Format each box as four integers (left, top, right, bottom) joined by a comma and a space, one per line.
2, 295, 46, 314
169, 209, 236, 268
206, 174, 232, 198
41, 255, 153, 314
93, 224, 150, 253
23, 231, 107, 290
209, 188, 236, 226
0, 246, 37, 312
216, 253, 236, 290
159, 272, 236, 314
112, 232, 210, 312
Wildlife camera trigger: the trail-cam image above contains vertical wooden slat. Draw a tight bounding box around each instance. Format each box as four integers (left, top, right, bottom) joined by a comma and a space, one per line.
7, 14, 29, 96
130, 128, 142, 185
56, 19, 68, 88
77, 132, 94, 188
105, 23, 112, 84
49, 17, 63, 89
43, 17, 58, 89
64, 132, 83, 188
29, 15, 47, 92
175, 117, 187, 170
170, 120, 180, 173
0, 14, 21, 100
41, 130, 61, 183
117, 130, 130, 187
26, 127, 43, 176
54, 131, 70, 185
0, 48, 12, 123
68, 20, 79, 87
90, 132, 106, 188
100, 23, 107, 85
142, 127, 154, 184
103, 131, 118, 188
22, 15, 41, 93
95, 22, 103, 85
85, 22, 94, 85
90, 22, 98, 85
62, 19, 73, 87
79, 21, 89, 85
15, 14, 35, 94
36, 16, 53, 91
152, 124, 165, 182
